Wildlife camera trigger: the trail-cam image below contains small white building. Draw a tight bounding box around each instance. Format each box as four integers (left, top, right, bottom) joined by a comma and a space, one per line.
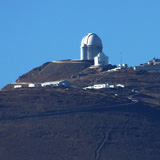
83, 86, 94, 90
14, 85, 24, 89
28, 83, 41, 88
118, 64, 128, 69
94, 52, 109, 66
41, 80, 70, 88
93, 83, 109, 89
134, 65, 160, 71
83, 83, 109, 90
116, 84, 125, 88
135, 58, 160, 71
148, 58, 160, 65
109, 85, 116, 88
83, 83, 124, 90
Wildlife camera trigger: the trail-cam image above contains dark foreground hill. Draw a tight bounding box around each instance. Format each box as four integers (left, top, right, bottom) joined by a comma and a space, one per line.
0, 88, 160, 160
1, 61, 160, 160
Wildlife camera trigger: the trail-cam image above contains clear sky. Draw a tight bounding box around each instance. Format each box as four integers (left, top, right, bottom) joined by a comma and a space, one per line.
0, 0, 160, 89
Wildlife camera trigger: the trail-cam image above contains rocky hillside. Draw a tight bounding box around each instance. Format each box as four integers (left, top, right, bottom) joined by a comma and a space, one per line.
16, 60, 94, 83
1, 60, 160, 160
0, 87, 160, 160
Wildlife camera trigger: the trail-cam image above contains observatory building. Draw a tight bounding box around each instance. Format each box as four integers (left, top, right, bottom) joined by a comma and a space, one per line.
80, 33, 109, 66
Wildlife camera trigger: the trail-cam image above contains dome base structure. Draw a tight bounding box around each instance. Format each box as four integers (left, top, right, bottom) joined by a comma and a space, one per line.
94, 52, 109, 66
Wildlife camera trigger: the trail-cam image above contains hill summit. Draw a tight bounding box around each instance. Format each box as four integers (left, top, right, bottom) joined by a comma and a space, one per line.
16, 60, 94, 83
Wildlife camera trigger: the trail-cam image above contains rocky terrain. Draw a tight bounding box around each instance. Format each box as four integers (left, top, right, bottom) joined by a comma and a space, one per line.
1, 60, 160, 160
16, 60, 94, 83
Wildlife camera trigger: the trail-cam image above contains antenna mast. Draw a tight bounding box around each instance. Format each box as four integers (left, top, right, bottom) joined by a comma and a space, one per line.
120, 52, 122, 65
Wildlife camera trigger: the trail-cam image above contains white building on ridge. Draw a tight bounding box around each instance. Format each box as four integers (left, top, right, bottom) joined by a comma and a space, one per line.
94, 52, 108, 66
80, 33, 109, 66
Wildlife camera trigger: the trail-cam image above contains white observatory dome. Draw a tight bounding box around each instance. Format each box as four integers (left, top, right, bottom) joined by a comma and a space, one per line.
80, 33, 108, 65
81, 33, 102, 47
80, 33, 103, 60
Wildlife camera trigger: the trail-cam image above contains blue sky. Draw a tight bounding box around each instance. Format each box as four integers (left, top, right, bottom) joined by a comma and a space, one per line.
0, 0, 160, 89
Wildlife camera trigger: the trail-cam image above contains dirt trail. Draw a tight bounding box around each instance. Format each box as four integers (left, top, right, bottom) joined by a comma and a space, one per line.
95, 132, 110, 160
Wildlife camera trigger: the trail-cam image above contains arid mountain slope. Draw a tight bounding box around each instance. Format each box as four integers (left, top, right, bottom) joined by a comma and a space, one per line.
16, 60, 93, 83
0, 88, 160, 160
1, 61, 160, 160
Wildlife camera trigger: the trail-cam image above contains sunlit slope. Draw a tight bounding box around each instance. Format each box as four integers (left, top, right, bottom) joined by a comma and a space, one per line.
16, 60, 93, 83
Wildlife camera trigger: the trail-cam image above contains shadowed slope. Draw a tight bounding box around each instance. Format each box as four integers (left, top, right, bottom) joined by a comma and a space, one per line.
0, 88, 160, 160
